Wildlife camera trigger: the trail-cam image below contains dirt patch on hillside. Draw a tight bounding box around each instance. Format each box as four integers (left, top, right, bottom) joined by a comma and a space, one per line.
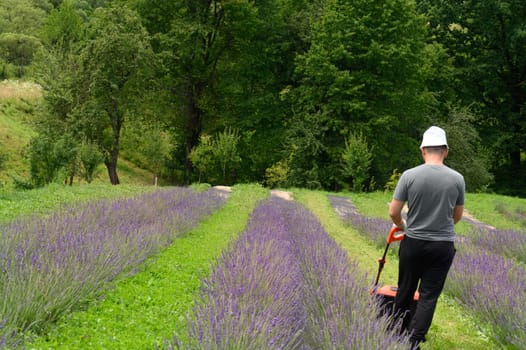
462, 209, 496, 230
271, 190, 293, 201
211, 185, 232, 198
0, 80, 42, 100
210, 186, 293, 201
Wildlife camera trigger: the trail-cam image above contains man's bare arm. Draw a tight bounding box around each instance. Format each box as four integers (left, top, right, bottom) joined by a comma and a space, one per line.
389, 199, 405, 227
453, 205, 464, 224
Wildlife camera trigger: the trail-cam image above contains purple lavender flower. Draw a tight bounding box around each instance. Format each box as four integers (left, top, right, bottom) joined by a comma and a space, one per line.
328, 195, 395, 247
181, 198, 306, 349
446, 244, 526, 348
466, 226, 526, 264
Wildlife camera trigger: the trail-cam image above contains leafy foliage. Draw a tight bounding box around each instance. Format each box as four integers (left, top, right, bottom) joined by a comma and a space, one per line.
2, 0, 521, 195
420, 0, 526, 195
0, 33, 42, 77
40, 0, 83, 53
440, 108, 494, 192
77, 141, 103, 183
189, 128, 241, 185
286, 0, 431, 189
341, 132, 373, 192
0, 0, 47, 36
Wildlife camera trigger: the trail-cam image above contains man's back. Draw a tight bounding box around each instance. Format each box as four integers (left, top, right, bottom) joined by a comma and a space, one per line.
394, 164, 464, 241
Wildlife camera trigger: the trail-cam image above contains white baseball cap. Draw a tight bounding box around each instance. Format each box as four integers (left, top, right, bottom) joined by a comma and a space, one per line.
420, 126, 448, 149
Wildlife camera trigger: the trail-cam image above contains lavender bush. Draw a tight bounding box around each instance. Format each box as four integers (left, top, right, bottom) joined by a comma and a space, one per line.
170, 198, 409, 349
466, 226, 526, 264
172, 199, 307, 349
0, 187, 225, 347
446, 244, 526, 348
327, 195, 394, 247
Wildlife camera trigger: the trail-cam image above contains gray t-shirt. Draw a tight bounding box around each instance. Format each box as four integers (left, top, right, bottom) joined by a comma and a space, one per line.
393, 164, 465, 242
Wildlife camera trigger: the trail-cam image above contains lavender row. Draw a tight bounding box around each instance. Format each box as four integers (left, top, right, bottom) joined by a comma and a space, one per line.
465, 226, 526, 264
453, 216, 526, 346
283, 199, 408, 349
445, 244, 526, 348
175, 198, 306, 349
0, 187, 226, 347
171, 198, 409, 349
327, 195, 394, 247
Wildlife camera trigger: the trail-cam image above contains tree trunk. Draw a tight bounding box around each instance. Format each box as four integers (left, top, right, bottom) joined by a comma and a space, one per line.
105, 110, 122, 185
105, 158, 120, 185
183, 86, 204, 184
510, 149, 521, 171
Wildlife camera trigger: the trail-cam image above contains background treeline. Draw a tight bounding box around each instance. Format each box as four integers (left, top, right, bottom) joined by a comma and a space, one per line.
0, 0, 524, 196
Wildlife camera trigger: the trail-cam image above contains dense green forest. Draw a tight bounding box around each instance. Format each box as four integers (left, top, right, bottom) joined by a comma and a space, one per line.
0, 0, 524, 196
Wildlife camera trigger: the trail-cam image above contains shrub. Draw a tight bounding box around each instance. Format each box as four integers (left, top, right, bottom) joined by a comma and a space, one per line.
264, 159, 290, 188
341, 131, 373, 192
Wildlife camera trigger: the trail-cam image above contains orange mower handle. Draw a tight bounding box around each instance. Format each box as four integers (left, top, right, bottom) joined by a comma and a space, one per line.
387, 226, 405, 244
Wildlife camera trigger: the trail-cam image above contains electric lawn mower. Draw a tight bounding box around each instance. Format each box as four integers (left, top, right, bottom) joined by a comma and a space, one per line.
371, 226, 419, 316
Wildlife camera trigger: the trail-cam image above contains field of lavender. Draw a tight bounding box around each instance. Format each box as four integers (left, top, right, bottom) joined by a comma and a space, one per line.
0, 184, 525, 349
0, 185, 229, 348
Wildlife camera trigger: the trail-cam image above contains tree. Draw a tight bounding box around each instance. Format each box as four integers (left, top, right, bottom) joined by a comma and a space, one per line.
130, 0, 295, 184
341, 132, 373, 192
78, 141, 103, 183
139, 0, 232, 182
189, 128, 241, 185
40, 0, 83, 54
0, 0, 47, 36
28, 133, 78, 186
74, 4, 154, 184
440, 108, 494, 192
286, 0, 431, 189
419, 0, 526, 195
120, 124, 173, 184
188, 135, 215, 184
0, 33, 42, 77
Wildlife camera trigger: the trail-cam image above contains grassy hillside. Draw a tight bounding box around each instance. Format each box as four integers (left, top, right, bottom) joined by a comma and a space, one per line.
0, 80, 153, 188
0, 80, 39, 186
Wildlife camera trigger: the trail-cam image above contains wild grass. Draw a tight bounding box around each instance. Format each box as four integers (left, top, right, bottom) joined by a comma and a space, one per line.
465, 193, 526, 231
0, 80, 42, 101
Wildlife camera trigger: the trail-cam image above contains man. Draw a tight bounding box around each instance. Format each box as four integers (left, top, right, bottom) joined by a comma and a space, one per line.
389, 126, 465, 349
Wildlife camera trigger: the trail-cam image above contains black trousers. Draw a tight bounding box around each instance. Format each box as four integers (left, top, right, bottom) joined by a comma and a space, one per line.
394, 236, 456, 344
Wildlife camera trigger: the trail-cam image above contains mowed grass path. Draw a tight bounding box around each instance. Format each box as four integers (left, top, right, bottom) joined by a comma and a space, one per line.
25, 184, 268, 349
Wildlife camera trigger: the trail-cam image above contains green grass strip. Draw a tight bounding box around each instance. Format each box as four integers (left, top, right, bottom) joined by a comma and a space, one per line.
24, 184, 269, 350
0, 183, 155, 223
294, 189, 497, 350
